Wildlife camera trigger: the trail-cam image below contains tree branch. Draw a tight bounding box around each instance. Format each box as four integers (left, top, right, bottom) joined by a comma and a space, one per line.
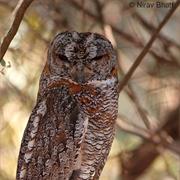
120, 105, 180, 179
0, 0, 34, 61
118, 0, 180, 93
133, 10, 180, 50
70, 0, 180, 72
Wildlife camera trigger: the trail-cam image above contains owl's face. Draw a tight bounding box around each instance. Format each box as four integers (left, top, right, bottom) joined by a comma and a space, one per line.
47, 31, 117, 83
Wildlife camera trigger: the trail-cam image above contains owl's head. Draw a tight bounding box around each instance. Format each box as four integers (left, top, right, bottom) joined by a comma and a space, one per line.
46, 31, 117, 84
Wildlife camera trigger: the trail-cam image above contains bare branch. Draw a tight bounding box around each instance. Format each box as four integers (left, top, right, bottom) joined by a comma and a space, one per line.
133, 11, 180, 50
117, 116, 150, 139
118, 0, 180, 93
126, 86, 151, 129
93, 0, 105, 34
0, 0, 34, 61
70, 0, 180, 70
70, 0, 142, 46
120, 105, 180, 179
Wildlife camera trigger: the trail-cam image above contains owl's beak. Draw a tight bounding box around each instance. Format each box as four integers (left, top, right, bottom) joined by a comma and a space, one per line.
74, 72, 85, 84
71, 66, 85, 84
71, 63, 93, 84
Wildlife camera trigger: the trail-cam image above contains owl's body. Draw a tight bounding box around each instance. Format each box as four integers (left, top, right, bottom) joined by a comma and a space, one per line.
16, 32, 118, 180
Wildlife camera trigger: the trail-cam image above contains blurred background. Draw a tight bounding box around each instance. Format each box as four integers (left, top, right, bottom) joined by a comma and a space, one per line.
0, 0, 180, 179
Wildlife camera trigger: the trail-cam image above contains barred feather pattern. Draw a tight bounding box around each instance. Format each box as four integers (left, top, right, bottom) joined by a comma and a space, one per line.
16, 31, 118, 180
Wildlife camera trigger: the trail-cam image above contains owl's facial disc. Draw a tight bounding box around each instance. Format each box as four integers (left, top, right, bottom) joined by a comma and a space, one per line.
49, 31, 117, 84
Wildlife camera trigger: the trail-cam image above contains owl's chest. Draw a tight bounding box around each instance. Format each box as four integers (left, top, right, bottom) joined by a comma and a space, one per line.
75, 82, 118, 124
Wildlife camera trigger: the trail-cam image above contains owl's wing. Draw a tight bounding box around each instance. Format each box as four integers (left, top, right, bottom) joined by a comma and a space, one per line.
16, 88, 87, 180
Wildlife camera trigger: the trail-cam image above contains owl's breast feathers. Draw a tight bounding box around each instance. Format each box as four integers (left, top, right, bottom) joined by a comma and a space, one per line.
47, 76, 118, 120
47, 76, 118, 179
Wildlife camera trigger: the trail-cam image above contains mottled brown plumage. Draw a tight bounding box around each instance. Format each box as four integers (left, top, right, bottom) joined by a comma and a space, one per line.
16, 31, 119, 180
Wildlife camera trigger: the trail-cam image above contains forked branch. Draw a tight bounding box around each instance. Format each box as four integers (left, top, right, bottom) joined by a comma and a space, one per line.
118, 0, 180, 93
0, 0, 34, 61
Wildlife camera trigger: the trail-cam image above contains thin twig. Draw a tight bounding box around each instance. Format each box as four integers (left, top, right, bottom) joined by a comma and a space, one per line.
117, 54, 152, 129
81, 0, 86, 31
0, 0, 34, 61
126, 86, 151, 129
93, 0, 106, 34
133, 10, 180, 65
69, 0, 142, 45
70, 0, 180, 70
116, 106, 180, 155
120, 105, 180, 179
118, 0, 180, 92
117, 116, 150, 139
134, 11, 180, 50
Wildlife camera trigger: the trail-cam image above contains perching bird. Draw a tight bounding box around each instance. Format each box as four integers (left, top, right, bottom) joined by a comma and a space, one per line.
16, 31, 119, 180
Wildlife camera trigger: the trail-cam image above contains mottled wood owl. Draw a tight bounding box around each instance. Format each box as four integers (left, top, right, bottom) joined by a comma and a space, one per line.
16, 31, 119, 180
